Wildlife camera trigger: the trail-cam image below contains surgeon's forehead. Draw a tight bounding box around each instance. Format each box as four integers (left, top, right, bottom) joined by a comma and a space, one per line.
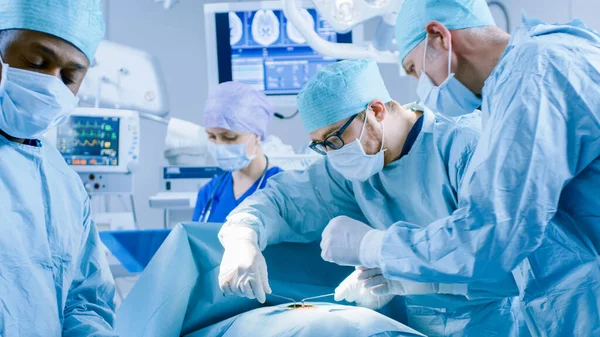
8, 30, 88, 67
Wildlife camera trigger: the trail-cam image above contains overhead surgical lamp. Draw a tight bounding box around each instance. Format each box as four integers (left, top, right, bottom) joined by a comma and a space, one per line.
282, 0, 403, 64
78, 40, 170, 121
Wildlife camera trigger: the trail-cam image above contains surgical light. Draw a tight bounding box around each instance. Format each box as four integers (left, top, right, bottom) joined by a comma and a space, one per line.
364, 0, 389, 7
335, 0, 355, 23
283, 0, 402, 63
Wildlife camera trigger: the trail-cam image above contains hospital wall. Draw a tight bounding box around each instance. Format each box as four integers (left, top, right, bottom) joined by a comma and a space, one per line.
103, 0, 600, 229
499, 0, 600, 32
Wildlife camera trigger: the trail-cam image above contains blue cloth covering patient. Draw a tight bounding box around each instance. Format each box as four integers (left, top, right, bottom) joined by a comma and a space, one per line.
188, 303, 423, 337
116, 223, 422, 337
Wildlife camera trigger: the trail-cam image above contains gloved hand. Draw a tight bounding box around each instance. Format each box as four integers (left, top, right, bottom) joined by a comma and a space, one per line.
218, 227, 272, 303
320, 216, 373, 266
334, 267, 394, 310
358, 268, 441, 296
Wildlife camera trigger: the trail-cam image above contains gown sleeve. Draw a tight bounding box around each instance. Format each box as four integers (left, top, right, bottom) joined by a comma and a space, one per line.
62, 196, 118, 336
220, 159, 366, 250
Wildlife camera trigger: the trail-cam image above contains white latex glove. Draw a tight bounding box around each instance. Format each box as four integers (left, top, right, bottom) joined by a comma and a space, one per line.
321, 216, 373, 266
358, 268, 463, 297
218, 227, 272, 303
334, 267, 394, 310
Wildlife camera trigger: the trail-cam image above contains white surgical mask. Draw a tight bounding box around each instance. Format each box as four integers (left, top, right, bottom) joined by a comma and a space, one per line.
0, 57, 79, 139
327, 112, 385, 181
416, 35, 481, 117
209, 139, 256, 171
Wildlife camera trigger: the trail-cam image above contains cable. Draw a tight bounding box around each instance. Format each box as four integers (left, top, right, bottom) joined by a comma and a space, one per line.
488, 1, 511, 33
274, 110, 299, 120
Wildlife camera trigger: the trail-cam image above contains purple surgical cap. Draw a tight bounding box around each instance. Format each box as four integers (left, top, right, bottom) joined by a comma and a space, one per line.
204, 82, 275, 140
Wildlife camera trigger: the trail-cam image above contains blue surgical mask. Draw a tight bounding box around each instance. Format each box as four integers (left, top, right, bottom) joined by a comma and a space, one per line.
208, 140, 256, 171
0, 57, 79, 139
416, 35, 481, 117
327, 112, 385, 182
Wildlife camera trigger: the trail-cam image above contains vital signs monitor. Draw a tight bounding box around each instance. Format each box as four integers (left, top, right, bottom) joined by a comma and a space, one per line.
47, 108, 140, 174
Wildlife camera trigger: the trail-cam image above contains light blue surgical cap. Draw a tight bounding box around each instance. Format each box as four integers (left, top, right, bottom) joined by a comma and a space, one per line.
0, 0, 105, 62
204, 81, 275, 140
297, 59, 392, 133
396, 0, 495, 64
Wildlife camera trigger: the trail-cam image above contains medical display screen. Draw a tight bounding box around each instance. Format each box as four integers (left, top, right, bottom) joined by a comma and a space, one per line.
215, 9, 352, 95
56, 116, 120, 166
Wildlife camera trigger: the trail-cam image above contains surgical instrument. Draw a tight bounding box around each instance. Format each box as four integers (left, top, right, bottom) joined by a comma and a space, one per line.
300, 293, 335, 307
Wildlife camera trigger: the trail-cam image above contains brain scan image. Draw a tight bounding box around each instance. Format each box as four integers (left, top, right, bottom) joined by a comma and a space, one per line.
251, 9, 280, 46
285, 9, 314, 44
229, 12, 243, 45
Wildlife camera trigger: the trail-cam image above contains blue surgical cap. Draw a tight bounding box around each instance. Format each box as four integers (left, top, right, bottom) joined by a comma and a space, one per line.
0, 0, 105, 62
396, 0, 495, 64
204, 81, 275, 140
297, 59, 392, 133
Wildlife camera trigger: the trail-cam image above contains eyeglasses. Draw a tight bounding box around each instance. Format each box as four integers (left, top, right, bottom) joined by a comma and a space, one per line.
309, 114, 359, 155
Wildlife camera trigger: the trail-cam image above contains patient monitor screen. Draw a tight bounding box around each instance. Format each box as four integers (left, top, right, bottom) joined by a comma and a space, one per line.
57, 116, 120, 167
215, 8, 352, 95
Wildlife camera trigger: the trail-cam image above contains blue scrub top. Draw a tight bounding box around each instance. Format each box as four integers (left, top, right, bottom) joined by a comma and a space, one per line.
192, 166, 283, 223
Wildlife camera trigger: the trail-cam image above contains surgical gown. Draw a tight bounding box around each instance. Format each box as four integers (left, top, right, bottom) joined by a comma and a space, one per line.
0, 134, 117, 336
222, 110, 524, 337
192, 167, 283, 223
356, 17, 600, 337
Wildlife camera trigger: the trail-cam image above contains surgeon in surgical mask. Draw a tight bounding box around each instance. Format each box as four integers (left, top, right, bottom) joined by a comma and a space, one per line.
216, 59, 525, 337
192, 81, 283, 223
0, 1, 118, 336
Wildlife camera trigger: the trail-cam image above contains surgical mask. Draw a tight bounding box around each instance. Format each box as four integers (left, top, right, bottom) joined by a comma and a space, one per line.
0, 57, 79, 139
416, 35, 481, 117
327, 112, 385, 182
209, 140, 256, 171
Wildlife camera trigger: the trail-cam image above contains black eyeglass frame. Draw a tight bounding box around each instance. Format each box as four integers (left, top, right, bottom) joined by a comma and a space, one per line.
309, 113, 359, 155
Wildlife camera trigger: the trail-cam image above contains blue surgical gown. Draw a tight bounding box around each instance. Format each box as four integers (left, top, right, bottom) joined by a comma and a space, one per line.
221, 110, 524, 337
0, 134, 117, 336
358, 17, 600, 337
192, 166, 283, 223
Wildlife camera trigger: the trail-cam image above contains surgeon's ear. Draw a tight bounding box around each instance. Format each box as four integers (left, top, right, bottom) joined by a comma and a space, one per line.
425, 21, 452, 51
369, 99, 387, 122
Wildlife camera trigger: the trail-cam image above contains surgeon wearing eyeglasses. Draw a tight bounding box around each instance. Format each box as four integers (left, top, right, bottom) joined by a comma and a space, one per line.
192, 81, 283, 223
216, 59, 525, 337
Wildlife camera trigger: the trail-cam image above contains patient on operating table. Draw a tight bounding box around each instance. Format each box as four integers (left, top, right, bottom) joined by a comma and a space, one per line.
115, 223, 423, 337
185, 302, 424, 337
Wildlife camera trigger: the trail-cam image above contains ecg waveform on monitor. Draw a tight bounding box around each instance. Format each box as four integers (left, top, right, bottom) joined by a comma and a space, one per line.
71, 119, 113, 130
57, 116, 120, 166
74, 139, 103, 147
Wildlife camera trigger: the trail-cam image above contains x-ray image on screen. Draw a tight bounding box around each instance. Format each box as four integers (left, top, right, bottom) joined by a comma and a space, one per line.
251, 9, 280, 46
215, 8, 352, 95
